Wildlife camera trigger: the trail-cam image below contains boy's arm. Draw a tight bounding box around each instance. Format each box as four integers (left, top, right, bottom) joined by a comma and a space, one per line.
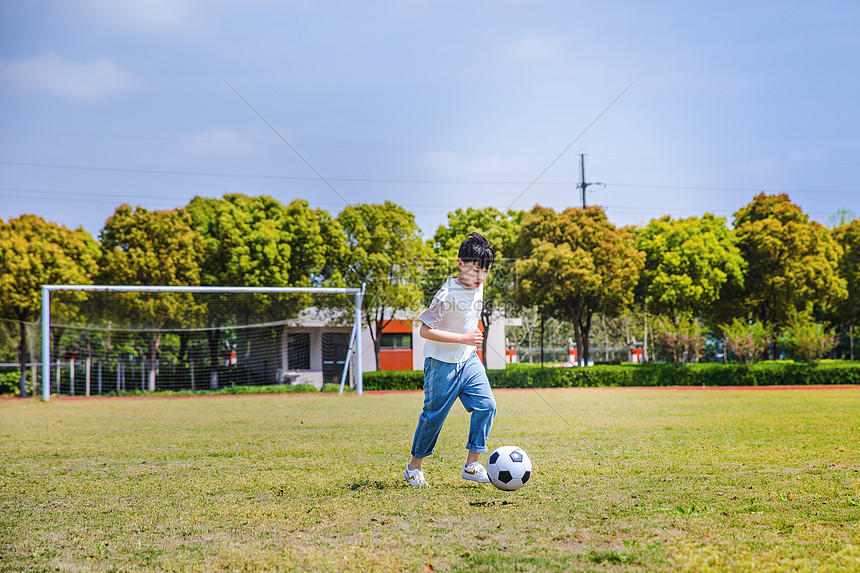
419, 323, 483, 346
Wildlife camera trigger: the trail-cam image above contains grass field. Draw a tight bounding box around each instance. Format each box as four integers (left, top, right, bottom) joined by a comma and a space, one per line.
1, 386, 859, 572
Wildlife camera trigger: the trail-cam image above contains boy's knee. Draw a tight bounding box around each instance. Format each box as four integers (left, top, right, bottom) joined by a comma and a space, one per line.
480, 397, 496, 416
466, 395, 495, 414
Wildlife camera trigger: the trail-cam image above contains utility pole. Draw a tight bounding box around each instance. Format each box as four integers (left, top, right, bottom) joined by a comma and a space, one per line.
577, 153, 603, 209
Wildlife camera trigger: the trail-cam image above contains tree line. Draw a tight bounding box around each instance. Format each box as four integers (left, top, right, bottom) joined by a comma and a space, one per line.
1, 192, 858, 396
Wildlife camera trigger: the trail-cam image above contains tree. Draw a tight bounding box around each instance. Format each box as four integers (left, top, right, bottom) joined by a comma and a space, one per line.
732, 193, 846, 357
0, 215, 100, 396
184, 195, 349, 386
720, 318, 769, 364
514, 206, 644, 365
828, 208, 856, 228
636, 214, 745, 321
337, 202, 431, 370
185, 194, 346, 289
427, 207, 523, 366
778, 310, 837, 362
635, 214, 746, 362
833, 220, 860, 359
99, 205, 204, 391
651, 312, 706, 363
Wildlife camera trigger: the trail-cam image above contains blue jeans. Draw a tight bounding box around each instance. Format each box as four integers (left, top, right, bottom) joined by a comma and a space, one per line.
411, 353, 496, 458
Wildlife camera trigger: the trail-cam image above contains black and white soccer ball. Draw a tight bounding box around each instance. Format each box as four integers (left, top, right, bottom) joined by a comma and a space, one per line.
487, 445, 532, 491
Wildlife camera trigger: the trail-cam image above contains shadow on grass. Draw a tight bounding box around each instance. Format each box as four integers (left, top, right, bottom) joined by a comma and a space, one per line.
452, 547, 642, 573
348, 479, 387, 490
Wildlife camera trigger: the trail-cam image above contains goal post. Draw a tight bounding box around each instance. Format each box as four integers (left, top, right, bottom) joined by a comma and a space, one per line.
40, 284, 364, 401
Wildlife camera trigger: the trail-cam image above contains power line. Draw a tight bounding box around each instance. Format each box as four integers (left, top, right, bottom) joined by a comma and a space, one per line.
4, 128, 860, 168
0, 128, 551, 157
0, 160, 572, 186
605, 182, 860, 195
1, 188, 843, 220
222, 79, 363, 221
499, 80, 636, 214
2, 160, 857, 195
0, 186, 184, 201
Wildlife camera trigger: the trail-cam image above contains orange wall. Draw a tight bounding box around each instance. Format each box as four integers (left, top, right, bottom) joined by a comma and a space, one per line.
379, 348, 413, 371
378, 319, 484, 370
379, 320, 414, 370
383, 319, 413, 333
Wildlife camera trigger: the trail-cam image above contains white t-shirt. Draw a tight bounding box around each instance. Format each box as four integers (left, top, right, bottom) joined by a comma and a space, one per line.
418, 276, 483, 364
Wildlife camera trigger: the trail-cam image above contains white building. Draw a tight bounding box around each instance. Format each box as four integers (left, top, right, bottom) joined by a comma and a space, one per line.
280, 309, 512, 389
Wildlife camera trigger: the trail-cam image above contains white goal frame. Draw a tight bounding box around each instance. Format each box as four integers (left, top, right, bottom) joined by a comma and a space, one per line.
41, 285, 364, 401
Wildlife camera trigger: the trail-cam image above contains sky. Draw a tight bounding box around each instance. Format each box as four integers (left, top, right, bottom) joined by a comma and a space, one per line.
1, 0, 859, 241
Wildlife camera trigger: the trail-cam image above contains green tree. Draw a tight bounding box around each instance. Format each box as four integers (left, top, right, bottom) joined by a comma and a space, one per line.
720, 318, 769, 364
732, 193, 846, 357
337, 202, 431, 370
0, 215, 100, 396
651, 312, 706, 363
99, 205, 204, 391
636, 214, 745, 320
827, 208, 856, 228
778, 310, 837, 362
833, 220, 860, 359
0, 320, 16, 366
186, 194, 346, 289
514, 206, 644, 365
427, 207, 523, 366
184, 195, 348, 386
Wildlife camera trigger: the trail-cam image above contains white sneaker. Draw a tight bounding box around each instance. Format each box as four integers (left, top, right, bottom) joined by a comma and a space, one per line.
404, 464, 428, 487
461, 462, 490, 483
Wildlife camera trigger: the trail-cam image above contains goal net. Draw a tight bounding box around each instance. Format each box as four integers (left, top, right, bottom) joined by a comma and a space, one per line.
40, 286, 363, 400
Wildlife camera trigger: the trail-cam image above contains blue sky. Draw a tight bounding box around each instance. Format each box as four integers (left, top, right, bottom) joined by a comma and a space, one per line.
1, 0, 858, 240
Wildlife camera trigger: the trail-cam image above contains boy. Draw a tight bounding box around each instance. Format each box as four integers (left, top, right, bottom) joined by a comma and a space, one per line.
404, 232, 497, 487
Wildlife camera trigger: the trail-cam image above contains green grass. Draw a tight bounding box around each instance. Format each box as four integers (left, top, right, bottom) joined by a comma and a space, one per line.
1, 387, 859, 572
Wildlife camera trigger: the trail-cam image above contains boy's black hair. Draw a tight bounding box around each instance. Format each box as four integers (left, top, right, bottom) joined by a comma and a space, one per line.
458, 232, 494, 269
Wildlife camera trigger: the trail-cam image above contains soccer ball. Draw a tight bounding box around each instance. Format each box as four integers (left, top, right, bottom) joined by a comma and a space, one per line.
487, 446, 532, 491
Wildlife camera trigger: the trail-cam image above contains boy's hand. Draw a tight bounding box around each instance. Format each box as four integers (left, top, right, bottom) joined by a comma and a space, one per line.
462, 329, 483, 346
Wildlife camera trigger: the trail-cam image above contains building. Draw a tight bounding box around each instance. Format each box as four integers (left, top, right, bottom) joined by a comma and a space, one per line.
280, 310, 511, 389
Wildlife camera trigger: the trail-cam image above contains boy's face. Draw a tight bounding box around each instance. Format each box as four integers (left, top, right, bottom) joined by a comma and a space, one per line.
456, 259, 490, 288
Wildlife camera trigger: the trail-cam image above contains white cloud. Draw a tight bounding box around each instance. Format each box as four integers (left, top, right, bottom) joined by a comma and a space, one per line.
499, 33, 568, 68
181, 129, 256, 155
75, 0, 197, 34
0, 53, 140, 101
68, 0, 284, 35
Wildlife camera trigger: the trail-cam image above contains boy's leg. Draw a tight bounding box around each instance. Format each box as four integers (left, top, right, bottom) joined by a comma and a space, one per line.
410, 358, 462, 462
458, 353, 497, 457
458, 355, 495, 483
